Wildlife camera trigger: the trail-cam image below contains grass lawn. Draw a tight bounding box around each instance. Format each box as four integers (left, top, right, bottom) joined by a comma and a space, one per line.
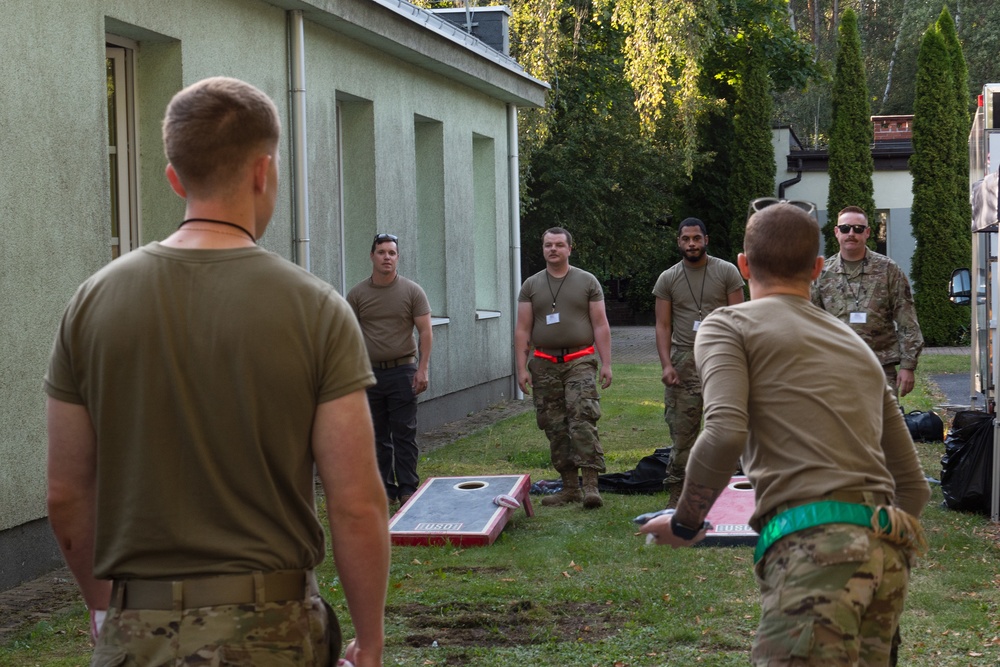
3, 354, 998, 666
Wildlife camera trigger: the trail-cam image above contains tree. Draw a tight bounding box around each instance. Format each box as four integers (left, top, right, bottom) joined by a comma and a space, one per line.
909, 25, 968, 345
937, 7, 972, 242
825, 8, 875, 254
728, 45, 776, 260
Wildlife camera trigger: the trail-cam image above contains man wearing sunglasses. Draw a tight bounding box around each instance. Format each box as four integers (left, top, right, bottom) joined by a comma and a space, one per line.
348, 233, 433, 508
812, 207, 923, 397
652, 218, 745, 508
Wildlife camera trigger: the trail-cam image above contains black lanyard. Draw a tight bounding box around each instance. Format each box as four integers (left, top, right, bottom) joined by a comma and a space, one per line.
681, 264, 708, 318
546, 269, 568, 313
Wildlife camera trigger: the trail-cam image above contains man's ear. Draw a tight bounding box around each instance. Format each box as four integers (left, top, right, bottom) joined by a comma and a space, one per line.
737, 253, 751, 280
165, 164, 186, 198
252, 154, 272, 193
811, 255, 825, 280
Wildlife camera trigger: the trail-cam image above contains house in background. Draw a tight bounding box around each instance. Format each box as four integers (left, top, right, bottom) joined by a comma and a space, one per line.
0, 0, 546, 591
771, 115, 917, 275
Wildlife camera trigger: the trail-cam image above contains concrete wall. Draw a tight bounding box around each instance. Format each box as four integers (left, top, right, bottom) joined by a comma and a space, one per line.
0, 0, 544, 590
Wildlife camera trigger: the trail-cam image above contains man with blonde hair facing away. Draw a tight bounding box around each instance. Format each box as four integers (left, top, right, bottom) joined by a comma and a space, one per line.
640, 202, 929, 666
45, 77, 388, 666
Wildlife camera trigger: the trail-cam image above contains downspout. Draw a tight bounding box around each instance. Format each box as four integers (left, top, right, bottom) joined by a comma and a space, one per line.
777, 158, 803, 198
288, 10, 310, 270
507, 103, 523, 400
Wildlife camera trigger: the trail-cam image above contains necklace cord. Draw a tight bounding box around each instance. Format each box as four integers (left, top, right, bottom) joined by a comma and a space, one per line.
179, 217, 256, 243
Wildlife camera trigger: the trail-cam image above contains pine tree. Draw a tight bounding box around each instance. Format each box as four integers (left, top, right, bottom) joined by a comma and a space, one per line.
825, 8, 875, 256
728, 46, 776, 261
910, 25, 967, 345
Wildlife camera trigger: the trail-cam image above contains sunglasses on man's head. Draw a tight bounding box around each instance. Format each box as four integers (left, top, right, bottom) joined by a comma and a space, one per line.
747, 197, 818, 220
374, 233, 398, 243
836, 224, 868, 234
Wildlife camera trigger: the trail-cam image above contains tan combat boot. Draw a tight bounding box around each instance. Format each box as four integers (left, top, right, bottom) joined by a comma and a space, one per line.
542, 469, 583, 506
581, 468, 603, 509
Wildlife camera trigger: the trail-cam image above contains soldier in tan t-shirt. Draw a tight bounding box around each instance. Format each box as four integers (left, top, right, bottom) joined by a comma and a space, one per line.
348, 233, 432, 506
639, 203, 929, 666
515, 227, 612, 509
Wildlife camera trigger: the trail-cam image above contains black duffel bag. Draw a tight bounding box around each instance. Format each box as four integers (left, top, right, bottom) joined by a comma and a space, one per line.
903, 410, 944, 442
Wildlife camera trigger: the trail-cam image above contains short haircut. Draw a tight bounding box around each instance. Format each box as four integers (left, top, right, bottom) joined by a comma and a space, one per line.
838, 206, 868, 222
744, 203, 820, 284
677, 217, 708, 237
163, 77, 280, 197
543, 227, 573, 247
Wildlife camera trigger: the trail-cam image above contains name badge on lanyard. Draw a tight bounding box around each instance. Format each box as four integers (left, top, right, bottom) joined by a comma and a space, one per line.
850, 312, 867, 324
546, 312, 561, 325
692, 320, 701, 331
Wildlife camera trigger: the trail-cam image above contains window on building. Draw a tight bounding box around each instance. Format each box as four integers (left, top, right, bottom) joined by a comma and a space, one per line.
106, 39, 138, 260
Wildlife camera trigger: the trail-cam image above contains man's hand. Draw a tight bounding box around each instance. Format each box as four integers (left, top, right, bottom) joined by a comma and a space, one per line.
412, 368, 429, 395
661, 364, 680, 386
518, 369, 532, 394
637, 514, 710, 548
599, 364, 612, 389
897, 369, 915, 397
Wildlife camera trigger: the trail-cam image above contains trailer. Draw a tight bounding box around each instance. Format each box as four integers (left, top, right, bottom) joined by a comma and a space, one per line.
947, 83, 1000, 521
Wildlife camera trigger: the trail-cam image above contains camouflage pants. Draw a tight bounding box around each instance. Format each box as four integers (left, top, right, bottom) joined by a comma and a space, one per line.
663, 346, 702, 483
529, 355, 605, 473
91, 596, 337, 666
752, 524, 911, 666
882, 364, 898, 398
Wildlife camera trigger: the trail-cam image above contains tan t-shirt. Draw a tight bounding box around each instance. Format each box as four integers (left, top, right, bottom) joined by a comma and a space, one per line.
346, 275, 430, 363
652, 255, 745, 348
45, 243, 375, 578
518, 266, 603, 349
690, 294, 930, 531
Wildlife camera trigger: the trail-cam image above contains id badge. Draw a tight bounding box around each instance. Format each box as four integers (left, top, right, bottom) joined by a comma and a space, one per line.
692, 320, 701, 331
850, 312, 867, 324
546, 312, 561, 325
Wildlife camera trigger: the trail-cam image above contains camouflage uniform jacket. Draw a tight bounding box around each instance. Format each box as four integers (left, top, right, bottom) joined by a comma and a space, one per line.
811, 250, 923, 369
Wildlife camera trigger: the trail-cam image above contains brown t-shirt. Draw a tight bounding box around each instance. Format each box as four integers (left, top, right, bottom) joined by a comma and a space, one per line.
690, 294, 930, 531
518, 266, 603, 349
346, 275, 430, 363
652, 256, 745, 348
45, 243, 375, 578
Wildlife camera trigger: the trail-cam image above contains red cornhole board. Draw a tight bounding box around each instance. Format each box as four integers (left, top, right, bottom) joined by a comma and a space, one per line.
702, 476, 758, 547
389, 474, 534, 547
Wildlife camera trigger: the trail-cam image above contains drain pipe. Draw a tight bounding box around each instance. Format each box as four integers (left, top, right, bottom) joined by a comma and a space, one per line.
507, 103, 523, 400
288, 10, 310, 270
777, 158, 803, 199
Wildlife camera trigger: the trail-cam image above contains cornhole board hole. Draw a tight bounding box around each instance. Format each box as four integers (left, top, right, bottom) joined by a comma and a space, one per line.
702, 476, 758, 547
389, 474, 534, 547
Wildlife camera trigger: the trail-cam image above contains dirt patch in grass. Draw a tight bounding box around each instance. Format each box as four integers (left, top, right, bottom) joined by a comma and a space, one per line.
0, 568, 82, 641
391, 599, 626, 650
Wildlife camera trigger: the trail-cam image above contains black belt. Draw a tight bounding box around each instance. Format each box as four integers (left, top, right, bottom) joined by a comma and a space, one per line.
373, 355, 416, 370
111, 570, 314, 611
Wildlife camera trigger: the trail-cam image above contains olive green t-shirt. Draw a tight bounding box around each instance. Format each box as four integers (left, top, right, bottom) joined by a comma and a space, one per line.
45, 243, 375, 579
346, 275, 430, 363
652, 256, 745, 348
518, 266, 603, 349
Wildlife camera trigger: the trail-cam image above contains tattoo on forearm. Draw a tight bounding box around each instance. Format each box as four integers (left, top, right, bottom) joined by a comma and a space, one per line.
675, 482, 723, 526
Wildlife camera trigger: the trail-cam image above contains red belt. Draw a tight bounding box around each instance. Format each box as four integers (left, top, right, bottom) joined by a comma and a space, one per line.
533, 345, 595, 363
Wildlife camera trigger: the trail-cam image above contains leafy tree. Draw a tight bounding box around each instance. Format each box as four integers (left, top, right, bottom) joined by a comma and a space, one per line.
909, 25, 968, 345
728, 45, 776, 260
825, 8, 875, 255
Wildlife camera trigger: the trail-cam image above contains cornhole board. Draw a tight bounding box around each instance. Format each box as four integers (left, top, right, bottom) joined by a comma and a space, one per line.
389, 474, 534, 547
702, 476, 758, 547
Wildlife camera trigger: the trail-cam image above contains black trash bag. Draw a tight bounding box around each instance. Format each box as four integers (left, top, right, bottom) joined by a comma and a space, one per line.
940, 410, 994, 514
597, 447, 672, 494
903, 410, 945, 442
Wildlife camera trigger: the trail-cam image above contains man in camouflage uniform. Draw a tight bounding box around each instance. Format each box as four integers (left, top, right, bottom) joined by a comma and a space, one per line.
812, 206, 924, 397
515, 227, 612, 509
640, 202, 929, 666
652, 218, 744, 508
45, 78, 389, 666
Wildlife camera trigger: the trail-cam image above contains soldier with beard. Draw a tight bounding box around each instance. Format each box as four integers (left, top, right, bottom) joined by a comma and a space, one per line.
652, 218, 745, 508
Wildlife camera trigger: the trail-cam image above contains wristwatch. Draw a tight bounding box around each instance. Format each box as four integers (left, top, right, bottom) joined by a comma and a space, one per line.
670, 517, 707, 540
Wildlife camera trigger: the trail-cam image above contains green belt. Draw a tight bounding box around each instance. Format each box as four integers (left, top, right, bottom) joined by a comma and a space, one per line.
754, 500, 891, 564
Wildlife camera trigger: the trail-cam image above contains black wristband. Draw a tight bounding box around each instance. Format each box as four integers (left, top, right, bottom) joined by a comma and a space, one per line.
670, 517, 705, 540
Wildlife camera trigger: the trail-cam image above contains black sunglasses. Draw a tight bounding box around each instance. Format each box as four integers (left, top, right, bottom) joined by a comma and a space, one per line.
747, 197, 818, 220
836, 224, 868, 234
